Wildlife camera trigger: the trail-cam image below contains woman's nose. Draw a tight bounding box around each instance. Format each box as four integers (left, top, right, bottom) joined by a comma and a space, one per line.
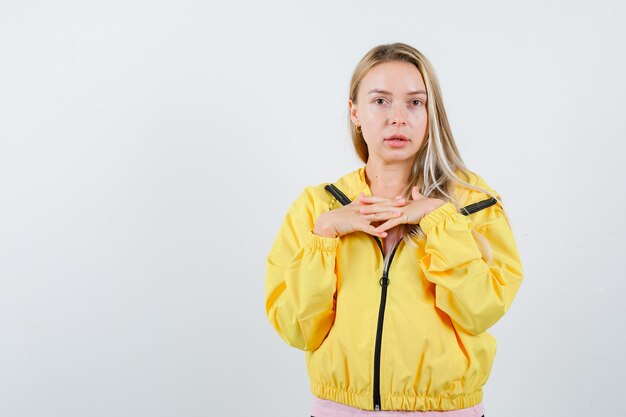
389, 104, 407, 126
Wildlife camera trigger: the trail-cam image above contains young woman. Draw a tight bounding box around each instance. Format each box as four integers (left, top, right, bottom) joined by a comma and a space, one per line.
265, 42, 524, 417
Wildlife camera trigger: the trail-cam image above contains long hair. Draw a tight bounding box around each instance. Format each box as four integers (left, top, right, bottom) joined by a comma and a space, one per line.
348, 43, 513, 263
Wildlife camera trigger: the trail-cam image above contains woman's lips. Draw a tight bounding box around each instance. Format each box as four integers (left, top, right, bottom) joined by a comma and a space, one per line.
384, 138, 410, 148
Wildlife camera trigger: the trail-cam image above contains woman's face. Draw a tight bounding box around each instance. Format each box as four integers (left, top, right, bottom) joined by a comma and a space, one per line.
349, 61, 428, 164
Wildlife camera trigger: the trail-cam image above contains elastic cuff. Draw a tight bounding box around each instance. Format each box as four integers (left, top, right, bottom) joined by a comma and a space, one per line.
419, 202, 459, 234
306, 230, 340, 252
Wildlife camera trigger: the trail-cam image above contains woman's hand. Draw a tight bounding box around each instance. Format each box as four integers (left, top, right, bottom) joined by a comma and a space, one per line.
360, 186, 446, 234
313, 192, 406, 238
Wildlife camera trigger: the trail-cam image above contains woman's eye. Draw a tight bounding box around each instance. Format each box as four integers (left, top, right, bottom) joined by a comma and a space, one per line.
374, 98, 387, 105
411, 99, 423, 106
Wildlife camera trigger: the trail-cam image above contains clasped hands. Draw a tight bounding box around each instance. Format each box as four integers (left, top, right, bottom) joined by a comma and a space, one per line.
313, 186, 446, 238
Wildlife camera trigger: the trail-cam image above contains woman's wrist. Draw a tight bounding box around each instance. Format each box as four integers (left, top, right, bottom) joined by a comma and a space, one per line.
313, 226, 338, 238
421, 199, 447, 219
313, 214, 339, 238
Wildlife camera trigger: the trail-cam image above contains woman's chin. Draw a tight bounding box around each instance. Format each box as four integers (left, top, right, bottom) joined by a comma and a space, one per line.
377, 150, 418, 163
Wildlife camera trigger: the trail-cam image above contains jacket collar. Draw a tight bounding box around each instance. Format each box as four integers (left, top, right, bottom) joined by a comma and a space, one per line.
330, 165, 496, 209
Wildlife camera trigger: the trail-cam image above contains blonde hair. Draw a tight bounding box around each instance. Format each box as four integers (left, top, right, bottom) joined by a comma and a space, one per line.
348, 42, 513, 263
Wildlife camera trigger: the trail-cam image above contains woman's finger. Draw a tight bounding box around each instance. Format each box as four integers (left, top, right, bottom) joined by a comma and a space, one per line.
363, 224, 387, 238
411, 186, 424, 201
374, 218, 401, 233
359, 204, 404, 214
360, 195, 405, 204
362, 211, 403, 221
359, 195, 391, 202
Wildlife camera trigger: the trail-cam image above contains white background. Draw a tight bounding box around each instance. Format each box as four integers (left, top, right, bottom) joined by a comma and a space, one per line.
1, 1, 625, 416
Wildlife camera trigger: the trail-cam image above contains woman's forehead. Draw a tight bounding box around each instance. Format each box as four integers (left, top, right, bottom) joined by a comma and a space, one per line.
360, 61, 426, 93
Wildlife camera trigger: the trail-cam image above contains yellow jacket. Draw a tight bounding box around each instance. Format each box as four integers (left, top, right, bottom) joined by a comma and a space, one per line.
265, 166, 524, 411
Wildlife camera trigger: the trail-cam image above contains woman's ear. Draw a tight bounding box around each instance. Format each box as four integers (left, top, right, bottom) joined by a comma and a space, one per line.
348, 99, 359, 126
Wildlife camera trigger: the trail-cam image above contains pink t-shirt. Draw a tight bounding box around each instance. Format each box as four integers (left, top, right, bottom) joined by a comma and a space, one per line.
311, 397, 484, 417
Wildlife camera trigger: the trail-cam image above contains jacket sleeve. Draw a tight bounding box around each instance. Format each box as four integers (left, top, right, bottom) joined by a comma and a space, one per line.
417, 176, 524, 336
265, 186, 340, 351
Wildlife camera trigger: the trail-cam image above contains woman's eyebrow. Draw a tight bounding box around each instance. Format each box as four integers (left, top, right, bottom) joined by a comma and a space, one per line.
367, 88, 427, 95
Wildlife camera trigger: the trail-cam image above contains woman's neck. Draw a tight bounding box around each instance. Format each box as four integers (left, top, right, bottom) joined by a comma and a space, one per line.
364, 159, 412, 198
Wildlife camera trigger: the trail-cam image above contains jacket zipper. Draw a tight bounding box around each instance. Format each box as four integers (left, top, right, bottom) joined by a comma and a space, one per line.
323, 183, 403, 410
372, 236, 400, 411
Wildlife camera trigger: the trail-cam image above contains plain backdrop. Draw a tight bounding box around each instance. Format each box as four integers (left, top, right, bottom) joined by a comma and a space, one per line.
1, 1, 625, 416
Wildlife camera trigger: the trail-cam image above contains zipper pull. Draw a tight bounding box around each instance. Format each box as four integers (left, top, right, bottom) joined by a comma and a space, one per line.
379, 274, 389, 287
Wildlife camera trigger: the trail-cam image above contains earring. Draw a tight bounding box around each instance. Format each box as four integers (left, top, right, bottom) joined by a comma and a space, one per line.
355, 125, 362, 133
